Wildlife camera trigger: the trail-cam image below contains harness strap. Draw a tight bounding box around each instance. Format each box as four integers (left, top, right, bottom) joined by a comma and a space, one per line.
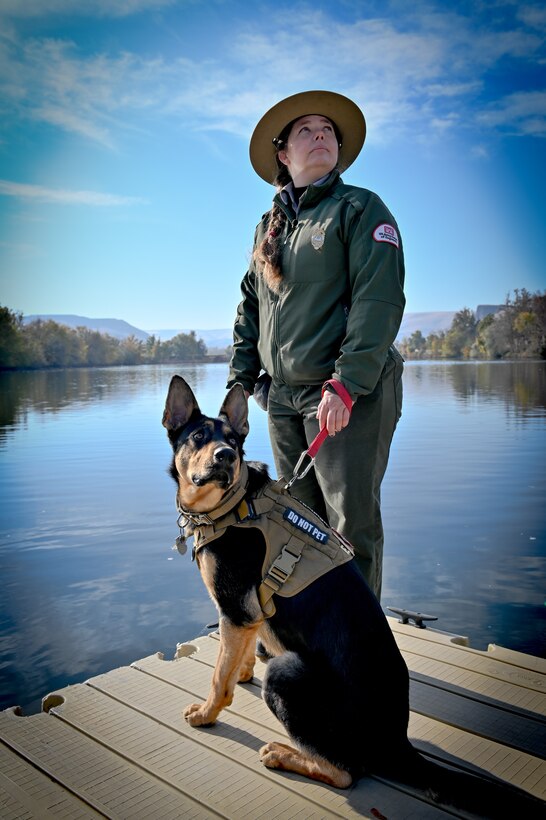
189, 476, 353, 619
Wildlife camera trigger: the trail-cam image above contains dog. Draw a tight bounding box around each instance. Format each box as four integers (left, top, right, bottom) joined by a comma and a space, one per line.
163, 375, 543, 817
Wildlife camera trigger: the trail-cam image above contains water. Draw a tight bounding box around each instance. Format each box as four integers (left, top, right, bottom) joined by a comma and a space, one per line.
1, 361, 545, 714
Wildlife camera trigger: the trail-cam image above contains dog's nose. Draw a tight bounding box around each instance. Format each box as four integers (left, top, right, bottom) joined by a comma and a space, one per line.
213, 447, 236, 465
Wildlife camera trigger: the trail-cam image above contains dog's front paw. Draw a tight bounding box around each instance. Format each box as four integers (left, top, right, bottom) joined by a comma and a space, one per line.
259, 741, 293, 768
238, 662, 255, 683
183, 703, 216, 727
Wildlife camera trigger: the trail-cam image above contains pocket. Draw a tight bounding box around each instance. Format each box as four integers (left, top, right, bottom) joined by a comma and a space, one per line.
389, 346, 404, 423
253, 372, 272, 411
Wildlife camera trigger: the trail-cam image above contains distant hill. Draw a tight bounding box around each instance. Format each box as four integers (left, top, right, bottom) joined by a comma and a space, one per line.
396, 306, 503, 339
24, 314, 150, 342
396, 311, 456, 340
149, 316, 459, 347
475, 304, 504, 321
23, 307, 503, 349
147, 328, 234, 348
148, 315, 459, 346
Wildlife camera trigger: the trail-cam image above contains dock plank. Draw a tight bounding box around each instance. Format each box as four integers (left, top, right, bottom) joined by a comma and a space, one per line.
84, 660, 453, 818
400, 646, 546, 716
144, 634, 546, 756
176, 629, 546, 709
1, 624, 544, 819
132, 642, 546, 801
0, 707, 221, 818
388, 618, 546, 691
407, 710, 545, 798
0, 739, 102, 820
408, 674, 546, 757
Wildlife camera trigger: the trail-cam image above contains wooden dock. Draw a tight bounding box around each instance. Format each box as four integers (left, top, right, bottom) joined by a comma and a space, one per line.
1, 617, 544, 818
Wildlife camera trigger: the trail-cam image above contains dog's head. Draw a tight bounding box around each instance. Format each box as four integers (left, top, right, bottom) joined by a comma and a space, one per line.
162, 375, 249, 513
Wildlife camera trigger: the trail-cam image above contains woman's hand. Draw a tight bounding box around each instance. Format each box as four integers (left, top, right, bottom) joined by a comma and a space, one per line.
317, 391, 354, 436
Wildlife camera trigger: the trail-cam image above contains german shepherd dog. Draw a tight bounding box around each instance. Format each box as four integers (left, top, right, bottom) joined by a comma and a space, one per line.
163, 376, 542, 817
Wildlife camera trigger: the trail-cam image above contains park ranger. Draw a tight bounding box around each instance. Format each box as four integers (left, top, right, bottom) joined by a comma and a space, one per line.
228, 90, 405, 599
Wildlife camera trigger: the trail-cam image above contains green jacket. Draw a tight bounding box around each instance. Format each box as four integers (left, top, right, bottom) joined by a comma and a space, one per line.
228, 171, 405, 399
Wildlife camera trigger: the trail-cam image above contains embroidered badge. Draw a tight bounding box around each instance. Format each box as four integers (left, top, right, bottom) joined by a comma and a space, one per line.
373, 223, 399, 248
284, 508, 329, 544
311, 227, 325, 251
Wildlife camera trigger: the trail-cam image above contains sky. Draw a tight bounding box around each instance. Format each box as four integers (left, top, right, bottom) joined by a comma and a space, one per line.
0, 0, 545, 332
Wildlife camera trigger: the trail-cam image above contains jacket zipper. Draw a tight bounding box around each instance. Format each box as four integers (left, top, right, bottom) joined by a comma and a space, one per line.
273, 216, 299, 380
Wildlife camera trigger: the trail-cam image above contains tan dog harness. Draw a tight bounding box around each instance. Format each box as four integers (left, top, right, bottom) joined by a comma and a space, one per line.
179, 464, 354, 618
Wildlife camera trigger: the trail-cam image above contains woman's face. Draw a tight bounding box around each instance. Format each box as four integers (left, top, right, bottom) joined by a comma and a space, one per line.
278, 114, 339, 187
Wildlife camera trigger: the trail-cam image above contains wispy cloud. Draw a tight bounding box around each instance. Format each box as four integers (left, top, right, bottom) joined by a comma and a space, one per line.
0, 0, 175, 18
0, 180, 147, 206
477, 91, 546, 137
517, 4, 546, 31
175, 7, 545, 143
470, 144, 489, 159
36, 105, 116, 148
0, 2, 544, 152
0, 36, 167, 149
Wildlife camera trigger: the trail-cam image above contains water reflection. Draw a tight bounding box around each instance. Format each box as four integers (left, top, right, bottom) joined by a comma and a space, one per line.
407, 360, 546, 415
0, 365, 210, 432
0, 361, 545, 715
382, 360, 546, 659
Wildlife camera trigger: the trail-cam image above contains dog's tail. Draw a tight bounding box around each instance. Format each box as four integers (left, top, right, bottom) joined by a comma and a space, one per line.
376, 742, 544, 819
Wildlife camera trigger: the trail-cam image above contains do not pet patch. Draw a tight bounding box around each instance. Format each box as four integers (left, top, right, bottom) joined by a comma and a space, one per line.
284, 508, 329, 544
373, 223, 399, 248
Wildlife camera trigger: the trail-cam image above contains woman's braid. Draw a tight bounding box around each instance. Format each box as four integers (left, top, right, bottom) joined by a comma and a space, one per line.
253, 164, 291, 293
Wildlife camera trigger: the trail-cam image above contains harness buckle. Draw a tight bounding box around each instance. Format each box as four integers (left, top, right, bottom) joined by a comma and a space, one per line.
198, 513, 215, 526
179, 510, 214, 526
262, 545, 302, 591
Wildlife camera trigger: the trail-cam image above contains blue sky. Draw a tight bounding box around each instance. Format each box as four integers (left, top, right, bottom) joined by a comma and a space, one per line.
1, 0, 545, 331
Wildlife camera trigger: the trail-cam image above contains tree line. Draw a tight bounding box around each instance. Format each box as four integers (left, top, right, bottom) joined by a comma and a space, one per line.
397, 290, 546, 361
0, 307, 212, 369
2, 288, 544, 370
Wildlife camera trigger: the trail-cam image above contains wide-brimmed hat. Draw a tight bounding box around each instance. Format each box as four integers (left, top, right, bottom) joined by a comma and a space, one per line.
249, 90, 366, 184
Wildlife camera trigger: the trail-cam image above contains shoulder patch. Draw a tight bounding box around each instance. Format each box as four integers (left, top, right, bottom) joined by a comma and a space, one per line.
373, 223, 399, 248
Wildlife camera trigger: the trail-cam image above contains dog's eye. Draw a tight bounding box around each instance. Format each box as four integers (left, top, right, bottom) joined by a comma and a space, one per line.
192, 431, 204, 442
228, 436, 238, 447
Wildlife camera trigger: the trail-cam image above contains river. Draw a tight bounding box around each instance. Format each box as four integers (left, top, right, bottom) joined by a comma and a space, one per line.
1, 360, 544, 714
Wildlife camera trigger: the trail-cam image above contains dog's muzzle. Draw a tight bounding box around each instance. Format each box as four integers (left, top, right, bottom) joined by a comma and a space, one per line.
192, 446, 238, 488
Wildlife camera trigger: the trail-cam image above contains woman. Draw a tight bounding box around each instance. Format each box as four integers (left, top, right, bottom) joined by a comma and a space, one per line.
227, 90, 405, 599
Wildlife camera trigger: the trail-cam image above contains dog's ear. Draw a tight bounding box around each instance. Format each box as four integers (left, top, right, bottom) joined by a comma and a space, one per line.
162, 375, 200, 432
219, 384, 249, 440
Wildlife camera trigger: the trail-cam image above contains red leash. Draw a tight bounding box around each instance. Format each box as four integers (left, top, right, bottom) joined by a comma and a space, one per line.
285, 380, 353, 489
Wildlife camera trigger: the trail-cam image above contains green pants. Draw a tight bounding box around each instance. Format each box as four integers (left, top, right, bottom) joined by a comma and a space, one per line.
267, 348, 403, 600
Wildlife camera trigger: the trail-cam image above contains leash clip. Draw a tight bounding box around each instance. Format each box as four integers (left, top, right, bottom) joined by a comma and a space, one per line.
285, 451, 316, 490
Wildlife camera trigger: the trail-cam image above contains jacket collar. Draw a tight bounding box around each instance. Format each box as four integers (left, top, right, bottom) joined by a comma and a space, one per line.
274, 170, 341, 218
